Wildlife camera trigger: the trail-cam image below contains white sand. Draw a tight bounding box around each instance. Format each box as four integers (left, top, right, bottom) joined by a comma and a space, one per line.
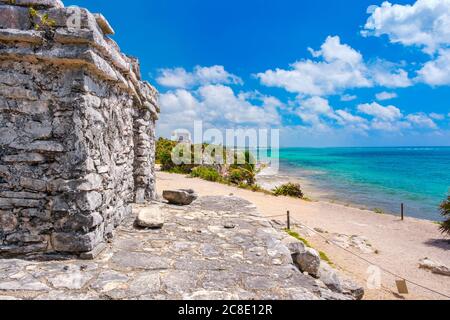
157, 171, 450, 300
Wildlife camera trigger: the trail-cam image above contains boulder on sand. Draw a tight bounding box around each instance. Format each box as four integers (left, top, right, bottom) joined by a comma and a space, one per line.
419, 258, 450, 276
163, 189, 198, 206
318, 262, 364, 300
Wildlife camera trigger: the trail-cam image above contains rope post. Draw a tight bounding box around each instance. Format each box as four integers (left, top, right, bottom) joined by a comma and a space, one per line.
287, 211, 291, 230
401, 203, 404, 221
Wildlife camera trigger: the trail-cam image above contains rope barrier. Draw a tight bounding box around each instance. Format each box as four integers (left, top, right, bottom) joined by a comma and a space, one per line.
268, 213, 450, 299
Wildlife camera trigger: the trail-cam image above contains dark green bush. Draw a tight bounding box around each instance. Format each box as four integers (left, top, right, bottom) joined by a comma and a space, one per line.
228, 168, 255, 186
156, 138, 177, 170
440, 194, 450, 236
273, 183, 304, 198
190, 166, 222, 182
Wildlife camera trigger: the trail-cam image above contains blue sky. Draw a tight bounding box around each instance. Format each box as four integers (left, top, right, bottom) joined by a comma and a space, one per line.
68, 0, 450, 147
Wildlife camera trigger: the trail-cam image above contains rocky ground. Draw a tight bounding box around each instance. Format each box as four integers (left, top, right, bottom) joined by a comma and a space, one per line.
0, 196, 360, 300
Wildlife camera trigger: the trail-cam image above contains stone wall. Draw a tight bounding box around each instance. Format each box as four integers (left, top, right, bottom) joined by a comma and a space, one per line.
0, 0, 159, 257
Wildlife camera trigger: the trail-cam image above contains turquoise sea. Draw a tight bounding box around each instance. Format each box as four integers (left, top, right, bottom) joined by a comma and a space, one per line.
270, 147, 450, 221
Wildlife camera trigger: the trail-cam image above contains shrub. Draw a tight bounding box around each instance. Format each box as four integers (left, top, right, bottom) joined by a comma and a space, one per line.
190, 166, 221, 182
156, 138, 177, 170
228, 168, 255, 186
273, 183, 304, 198
439, 194, 450, 236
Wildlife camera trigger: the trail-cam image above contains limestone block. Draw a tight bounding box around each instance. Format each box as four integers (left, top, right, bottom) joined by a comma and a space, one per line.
51, 230, 100, 252
0, 0, 64, 9
93, 13, 115, 35
2, 153, 46, 164
0, 211, 18, 232
0, 5, 31, 30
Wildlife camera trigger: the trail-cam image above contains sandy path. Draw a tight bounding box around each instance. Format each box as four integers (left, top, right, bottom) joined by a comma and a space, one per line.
156, 171, 450, 300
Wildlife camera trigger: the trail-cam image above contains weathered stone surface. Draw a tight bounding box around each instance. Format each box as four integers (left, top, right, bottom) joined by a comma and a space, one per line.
51, 231, 100, 252
0, 211, 18, 232
2, 153, 46, 164
0, 196, 359, 300
76, 191, 103, 211
94, 13, 115, 35
294, 247, 321, 277
282, 235, 307, 256
163, 189, 198, 206
135, 206, 164, 228
317, 262, 342, 292
0, 5, 31, 30
317, 262, 364, 300
19, 177, 47, 192
47, 271, 93, 290
0, 0, 64, 8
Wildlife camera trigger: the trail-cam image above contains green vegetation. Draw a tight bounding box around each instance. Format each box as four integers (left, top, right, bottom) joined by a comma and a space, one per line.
155, 138, 312, 199
156, 138, 259, 189
319, 251, 333, 265
190, 166, 222, 182
284, 228, 333, 266
273, 183, 304, 198
29, 7, 56, 31
439, 194, 450, 236
284, 228, 311, 247
373, 208, 384, 214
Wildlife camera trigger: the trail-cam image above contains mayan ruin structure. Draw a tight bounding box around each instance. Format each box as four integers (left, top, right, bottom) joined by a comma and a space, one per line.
0, 0, 159, 258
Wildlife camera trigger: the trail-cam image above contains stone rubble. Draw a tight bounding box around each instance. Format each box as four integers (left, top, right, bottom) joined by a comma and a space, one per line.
0, 196, 358, 300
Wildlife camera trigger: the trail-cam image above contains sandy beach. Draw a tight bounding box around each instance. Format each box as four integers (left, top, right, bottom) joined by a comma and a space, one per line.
157, 171, 450, 300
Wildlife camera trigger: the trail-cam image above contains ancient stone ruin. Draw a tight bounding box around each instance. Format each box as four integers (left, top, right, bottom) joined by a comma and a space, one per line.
0, 0, 159, 258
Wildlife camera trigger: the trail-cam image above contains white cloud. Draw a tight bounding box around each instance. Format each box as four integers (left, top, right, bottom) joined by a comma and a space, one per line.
369, 60, 412, 88
156, 65, 242, 88
157, 84, 282, 136
357, 102, 403, 121
429, 112, 445, 120
406, 113, 437, 128
363, 0, 450, 54
256, 36, 411, 96
376, 91, 398, 101
417, 49, 450, 85
341, 94, 357, 102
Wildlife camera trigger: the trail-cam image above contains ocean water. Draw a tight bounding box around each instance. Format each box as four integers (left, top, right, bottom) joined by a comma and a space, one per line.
269, 147, 450, 221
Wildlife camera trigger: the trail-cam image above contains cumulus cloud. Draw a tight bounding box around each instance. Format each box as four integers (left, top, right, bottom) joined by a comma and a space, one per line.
364, 1, 450, 87
256, 36, 411, 96
417, 49, 450, 85
406, 113, 437, 128
156, 65, 242, 88
289, 97, 440, 134
357, 102, 403, 121
376, 91, 398, 101
429, 112, 445, 120
363, 0, 450, 55
157, 84, 282, 136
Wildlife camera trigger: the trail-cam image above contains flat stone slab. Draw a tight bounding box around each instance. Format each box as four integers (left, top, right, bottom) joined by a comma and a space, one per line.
0, 196, 349, 300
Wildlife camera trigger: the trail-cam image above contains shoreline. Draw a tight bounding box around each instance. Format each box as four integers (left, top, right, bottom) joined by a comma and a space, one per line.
256, 165, 442, 223
156, 170, 450, 300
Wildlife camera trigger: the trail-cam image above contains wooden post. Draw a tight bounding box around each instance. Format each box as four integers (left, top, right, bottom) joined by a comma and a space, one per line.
401, 203, 404, 221
287, 211, 291, 230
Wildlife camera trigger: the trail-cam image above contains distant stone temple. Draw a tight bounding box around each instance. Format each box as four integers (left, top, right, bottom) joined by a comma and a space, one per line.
0, 0, 159, 257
